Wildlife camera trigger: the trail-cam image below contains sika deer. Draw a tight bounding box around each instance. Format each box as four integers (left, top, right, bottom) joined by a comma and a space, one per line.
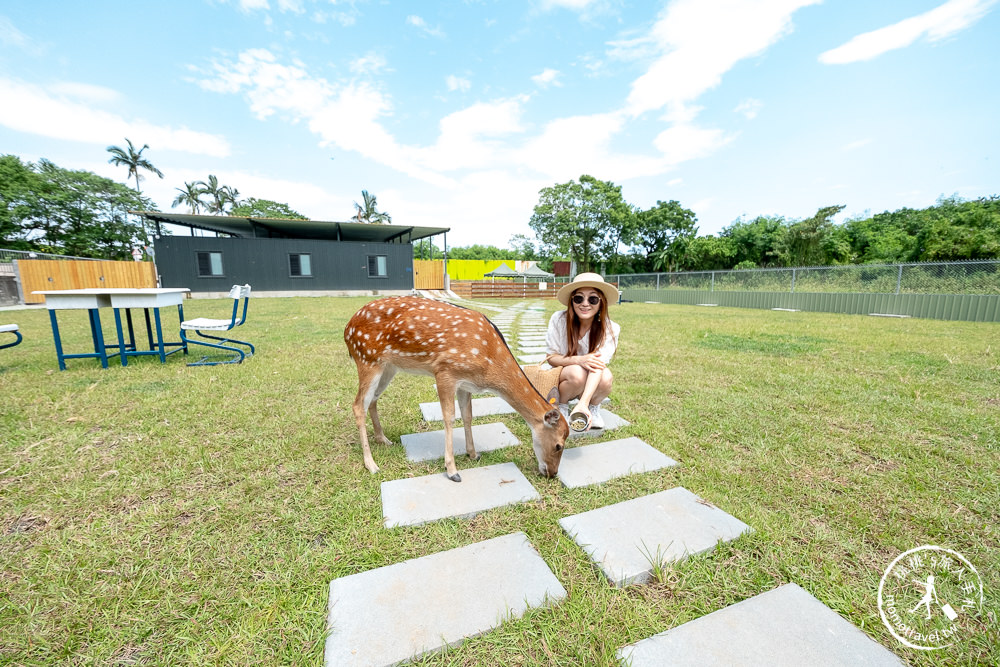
345, 296, 568, 481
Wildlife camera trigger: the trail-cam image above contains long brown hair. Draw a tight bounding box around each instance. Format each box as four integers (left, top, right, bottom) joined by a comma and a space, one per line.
565, 289, 615, 355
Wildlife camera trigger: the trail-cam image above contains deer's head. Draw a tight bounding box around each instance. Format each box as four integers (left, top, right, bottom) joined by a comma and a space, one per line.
532, 387, 569, 477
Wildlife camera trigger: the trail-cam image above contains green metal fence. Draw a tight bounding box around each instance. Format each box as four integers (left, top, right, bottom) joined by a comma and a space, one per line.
610, 261, 1000, 322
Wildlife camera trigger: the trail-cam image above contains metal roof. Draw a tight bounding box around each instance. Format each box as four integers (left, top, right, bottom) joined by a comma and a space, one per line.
133, 211, 449, 244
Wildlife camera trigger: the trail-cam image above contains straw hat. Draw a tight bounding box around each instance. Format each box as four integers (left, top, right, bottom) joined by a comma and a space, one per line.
556, 272, 619, 306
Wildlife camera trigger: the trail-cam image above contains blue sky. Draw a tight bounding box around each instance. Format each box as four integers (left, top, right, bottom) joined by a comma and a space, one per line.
1, 0, 997, 249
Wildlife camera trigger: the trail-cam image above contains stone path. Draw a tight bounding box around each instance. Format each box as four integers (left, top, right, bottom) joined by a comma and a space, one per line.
325, 532, 566, 667
556, 437, 678, 488
381, 462, 539, 528
329, 298, 900, 665
400, 422, 520, 462
559, 487, 751, 587
420, 396, 515, 421
617, 583, 905, 666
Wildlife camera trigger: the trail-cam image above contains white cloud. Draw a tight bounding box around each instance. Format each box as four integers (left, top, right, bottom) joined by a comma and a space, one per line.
819, 0, 998, 65
0, 77, 230, 157
625, 0, 820, 117
542, 0, 597, 9
239, 0, 269, 11
406, 15, 445, 38
653, 123, 732, 165
734, 98, 763, 120
197, 49, 451, 186
446, 75, 471, 92
842, 138, 873, 151
277, 0, 304, 13
531, 68, 562, 88
350, 52, 388, 75
667, 178, 683, 186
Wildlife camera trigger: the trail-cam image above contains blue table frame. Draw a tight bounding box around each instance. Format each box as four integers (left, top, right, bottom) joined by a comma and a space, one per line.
35, 288, 191, 370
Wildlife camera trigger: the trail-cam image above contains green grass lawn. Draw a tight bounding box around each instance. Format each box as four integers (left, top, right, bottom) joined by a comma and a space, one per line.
2, 296, 997, 665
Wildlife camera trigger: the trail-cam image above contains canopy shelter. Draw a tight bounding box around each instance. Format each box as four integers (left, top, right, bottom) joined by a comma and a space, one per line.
132, 211, 449, 244
521, 264, 554, 278
483, 264, 523, 279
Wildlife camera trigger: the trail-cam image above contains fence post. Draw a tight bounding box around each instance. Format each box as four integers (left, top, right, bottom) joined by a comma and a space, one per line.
896, 264, 903, 294
791, 269, 796, 293
711, 272, 715, 292
656, 274, 660, 290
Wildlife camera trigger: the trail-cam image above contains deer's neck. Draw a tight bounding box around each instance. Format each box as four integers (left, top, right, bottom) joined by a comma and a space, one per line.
479, 358, 552, 426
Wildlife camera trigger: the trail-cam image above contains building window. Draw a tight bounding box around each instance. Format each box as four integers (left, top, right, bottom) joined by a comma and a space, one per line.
196, 251, 223, 277
368, 255, 388, 278
289, 253, 312, 277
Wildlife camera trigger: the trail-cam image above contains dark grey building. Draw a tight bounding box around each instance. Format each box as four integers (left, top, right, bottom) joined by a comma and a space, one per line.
137, 212, 449, 296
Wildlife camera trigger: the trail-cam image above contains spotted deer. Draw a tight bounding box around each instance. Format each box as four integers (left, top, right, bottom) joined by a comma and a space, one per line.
345, 296, 568, 481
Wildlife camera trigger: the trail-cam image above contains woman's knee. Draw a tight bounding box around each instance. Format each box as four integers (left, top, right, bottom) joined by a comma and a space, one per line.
599, 368, 614, 392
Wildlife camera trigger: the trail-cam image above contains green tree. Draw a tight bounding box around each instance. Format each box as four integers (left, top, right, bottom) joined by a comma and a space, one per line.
354, 190, 391, 224
634, 200, 698, 272
777, 205, 846, 266
684, 235, 737, 270
509, 233, 540, 261
529, 175, 631, 273
0, 154, 38, 249
721, 215, 787, 267
2, 157, 151, 258
231, 198, 308, 219
171, 181, 206, 214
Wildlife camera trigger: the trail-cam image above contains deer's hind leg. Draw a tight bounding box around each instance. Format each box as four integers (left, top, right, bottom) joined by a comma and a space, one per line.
368, 365, 398, 447
457, 387, 478, 461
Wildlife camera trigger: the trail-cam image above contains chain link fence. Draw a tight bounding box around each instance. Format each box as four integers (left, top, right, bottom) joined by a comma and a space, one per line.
609, 260, 1000, 296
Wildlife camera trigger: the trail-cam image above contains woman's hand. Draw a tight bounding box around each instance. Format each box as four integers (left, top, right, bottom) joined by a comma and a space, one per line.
575, 352, 605, 372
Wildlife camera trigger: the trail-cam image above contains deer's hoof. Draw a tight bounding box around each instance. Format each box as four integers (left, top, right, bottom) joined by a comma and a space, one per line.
447, 472, 462, 483
468, 453, 480, 462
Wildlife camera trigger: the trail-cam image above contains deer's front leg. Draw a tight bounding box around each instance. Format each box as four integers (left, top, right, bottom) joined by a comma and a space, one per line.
437, 379, 461, 482
457, 388, 478, 461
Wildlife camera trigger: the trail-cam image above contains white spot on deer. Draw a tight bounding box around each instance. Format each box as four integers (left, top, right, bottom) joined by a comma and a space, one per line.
386, 308, 394, 315
449, 348, 458, 354
364, 333, 370, 339
471, 348, 479, 355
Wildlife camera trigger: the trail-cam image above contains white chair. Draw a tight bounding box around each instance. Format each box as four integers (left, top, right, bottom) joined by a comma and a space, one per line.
179, 285, 254, 365
0, 323, 22, 350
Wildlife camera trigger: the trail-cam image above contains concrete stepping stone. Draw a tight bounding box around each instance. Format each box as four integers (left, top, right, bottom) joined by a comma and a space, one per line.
382, 462, 540, 528
568, 409, 629, 439
617, 583, 904, 666
325, 532, 567, 667
400, 423, 520, 462
518, 353, 548, 364
557, 437, 678, 488
420, 396, 515, 421
559, 487, 751, 587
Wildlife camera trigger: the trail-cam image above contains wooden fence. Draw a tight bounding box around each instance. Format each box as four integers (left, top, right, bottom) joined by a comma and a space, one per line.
450, 280, 561, 299
18, 259, 158, 304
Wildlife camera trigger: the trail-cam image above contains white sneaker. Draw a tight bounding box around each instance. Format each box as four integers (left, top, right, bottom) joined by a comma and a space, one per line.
588, 404, 605, 430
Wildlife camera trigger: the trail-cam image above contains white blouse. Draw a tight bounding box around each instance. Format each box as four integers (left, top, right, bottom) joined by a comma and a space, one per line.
545, 310, 621, 364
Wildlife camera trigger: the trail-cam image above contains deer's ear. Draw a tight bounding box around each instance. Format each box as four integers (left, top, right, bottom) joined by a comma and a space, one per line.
546, 387, 560, 405
544, 408, 561, 427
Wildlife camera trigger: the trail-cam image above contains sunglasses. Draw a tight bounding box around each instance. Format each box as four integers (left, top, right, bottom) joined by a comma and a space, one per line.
572, 294, 602, 306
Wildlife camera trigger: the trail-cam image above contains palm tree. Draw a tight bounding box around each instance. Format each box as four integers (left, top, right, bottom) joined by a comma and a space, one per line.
353, 190, 391, 224
107, 138, 164, 242
172, 181, 206, 214
106, 138, 163, 195
196, 175, 239, 215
